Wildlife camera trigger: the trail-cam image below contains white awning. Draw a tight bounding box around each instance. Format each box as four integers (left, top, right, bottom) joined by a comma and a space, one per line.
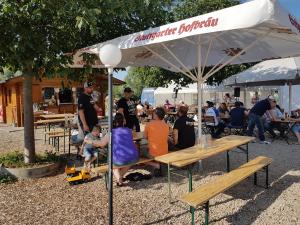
223, 57, 300, 86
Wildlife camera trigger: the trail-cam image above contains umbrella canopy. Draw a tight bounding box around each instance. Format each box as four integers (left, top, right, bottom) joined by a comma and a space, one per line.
75, 0, 300, 76
223, 57, 300, 86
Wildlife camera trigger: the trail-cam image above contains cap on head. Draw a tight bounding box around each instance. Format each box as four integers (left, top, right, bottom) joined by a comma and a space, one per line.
124, 87, 132, 93
84, 81, 94, 88
268, 95, 275, 101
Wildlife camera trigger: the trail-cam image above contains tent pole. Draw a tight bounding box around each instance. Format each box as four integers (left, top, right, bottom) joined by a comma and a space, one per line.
197, 36, 203, 143
107, 68, 114, 225
244, 86, 247, 108
289, 82, 292, 114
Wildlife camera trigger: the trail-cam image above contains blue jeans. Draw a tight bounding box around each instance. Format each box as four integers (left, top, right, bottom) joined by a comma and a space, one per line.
247, 113, 265, 141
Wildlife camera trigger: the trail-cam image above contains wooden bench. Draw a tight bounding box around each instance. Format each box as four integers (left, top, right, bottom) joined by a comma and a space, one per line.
91, 158, 153, 188
179, 156, 272, 225
48, 131, 68, 153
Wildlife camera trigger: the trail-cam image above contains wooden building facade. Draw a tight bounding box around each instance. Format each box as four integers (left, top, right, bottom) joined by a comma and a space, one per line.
0, 75, 124, 127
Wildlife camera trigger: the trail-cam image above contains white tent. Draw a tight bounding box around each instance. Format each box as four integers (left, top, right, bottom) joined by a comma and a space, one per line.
77, 0, 300, 140
223, 57, 300, 112
154, 83, 232, 106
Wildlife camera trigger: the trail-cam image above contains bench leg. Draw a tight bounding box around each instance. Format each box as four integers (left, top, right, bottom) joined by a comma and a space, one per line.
188, 166, 193, 192
246, 143, 249, 162
254, 172, 257, 186
226, 151, 230, 172
265, 165, 269, 189
204, 201, 209, 225
191, 207, 195, 225
168, 163, 172, 203
104, 172, 108, 191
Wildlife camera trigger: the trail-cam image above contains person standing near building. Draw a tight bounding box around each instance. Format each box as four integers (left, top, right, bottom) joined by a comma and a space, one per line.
78, 81, 102, 134
117, 87, 140, 132
247, 96, 276, 144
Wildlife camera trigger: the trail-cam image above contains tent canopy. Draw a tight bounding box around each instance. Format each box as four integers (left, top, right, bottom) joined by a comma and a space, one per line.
223, 57, 300, 86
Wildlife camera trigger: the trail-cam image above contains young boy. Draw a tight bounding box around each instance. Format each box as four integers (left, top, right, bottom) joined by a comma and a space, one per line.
79, 125, 101, 169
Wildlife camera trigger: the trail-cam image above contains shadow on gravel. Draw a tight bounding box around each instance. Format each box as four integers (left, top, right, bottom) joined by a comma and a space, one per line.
210, 174, 300, 225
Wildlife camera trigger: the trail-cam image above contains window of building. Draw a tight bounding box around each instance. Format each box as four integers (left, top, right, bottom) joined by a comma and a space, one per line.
58, 88, 72, 103
43, 87, 55, 102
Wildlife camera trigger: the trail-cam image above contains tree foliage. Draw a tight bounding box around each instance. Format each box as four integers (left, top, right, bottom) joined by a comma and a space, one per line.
0, 0, 173, 162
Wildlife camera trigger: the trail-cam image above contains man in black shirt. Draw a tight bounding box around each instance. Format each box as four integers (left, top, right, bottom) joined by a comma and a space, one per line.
173, 106, 195, 149
78, 81, 101, 134
117, 87, 140, 132
247, 96, 276, 144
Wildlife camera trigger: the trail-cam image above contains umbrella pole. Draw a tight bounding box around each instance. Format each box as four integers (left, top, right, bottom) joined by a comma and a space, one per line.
289, 82, 292, 114
108, 69, 113, 225
197, 80, 202, 142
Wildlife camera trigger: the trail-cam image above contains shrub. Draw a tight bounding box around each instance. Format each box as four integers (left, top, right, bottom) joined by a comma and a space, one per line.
0, 151, 61, 168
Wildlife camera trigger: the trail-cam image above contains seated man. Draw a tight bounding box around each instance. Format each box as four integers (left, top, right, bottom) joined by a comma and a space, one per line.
144, 107, 169, 176
263, 103, 285, 138
205, 101, 225, 138
229, 101, 248, 128
173, 106, 195, 149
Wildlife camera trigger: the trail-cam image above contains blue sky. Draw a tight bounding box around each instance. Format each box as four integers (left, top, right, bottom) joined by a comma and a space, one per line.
114, 0, 300, 81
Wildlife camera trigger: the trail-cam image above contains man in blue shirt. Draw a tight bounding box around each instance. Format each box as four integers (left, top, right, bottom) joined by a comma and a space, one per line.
229, 101, 248, 127
247, 96, 276, 144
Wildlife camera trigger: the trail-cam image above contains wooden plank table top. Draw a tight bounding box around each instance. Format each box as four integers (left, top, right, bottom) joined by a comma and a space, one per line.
35, 118, 72, 125
274, 118, 300, 123
40, 113, 74, 119
155, 135, 254, 167
133, 132, 144, 141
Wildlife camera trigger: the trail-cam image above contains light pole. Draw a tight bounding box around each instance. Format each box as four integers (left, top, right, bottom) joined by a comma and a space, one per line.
99, 44, 122, 225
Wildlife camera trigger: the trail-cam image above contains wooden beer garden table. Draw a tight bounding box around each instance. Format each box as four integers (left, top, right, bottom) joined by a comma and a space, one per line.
155, 135, 255, 202
40, 113, 74, 120
35, 118, 73, 144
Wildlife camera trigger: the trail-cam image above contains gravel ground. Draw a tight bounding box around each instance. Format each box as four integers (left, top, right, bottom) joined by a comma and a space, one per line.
0, 124, 300, 225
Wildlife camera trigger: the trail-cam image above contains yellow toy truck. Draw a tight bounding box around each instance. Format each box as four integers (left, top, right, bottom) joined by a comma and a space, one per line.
65, 166, 92, 185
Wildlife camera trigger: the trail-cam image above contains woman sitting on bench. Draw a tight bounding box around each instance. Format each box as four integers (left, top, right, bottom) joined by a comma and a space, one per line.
90, 113, 139, 186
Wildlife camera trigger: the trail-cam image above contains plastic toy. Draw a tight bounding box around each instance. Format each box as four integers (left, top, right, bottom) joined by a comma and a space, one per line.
65, 165, 92, 185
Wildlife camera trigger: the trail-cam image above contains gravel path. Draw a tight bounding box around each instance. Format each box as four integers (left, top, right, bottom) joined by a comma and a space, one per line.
0, 124, 300, 224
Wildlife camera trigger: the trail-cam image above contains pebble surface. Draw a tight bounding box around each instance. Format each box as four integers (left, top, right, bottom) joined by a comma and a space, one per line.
0, 124, 300, 225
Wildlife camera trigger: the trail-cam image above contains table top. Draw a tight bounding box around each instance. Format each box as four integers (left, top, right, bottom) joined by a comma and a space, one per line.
133, 132, 144, 141
35, 118, 72, 124
274, 118, 300, 123
155, 135, 254, 167
40, 113, 74, 119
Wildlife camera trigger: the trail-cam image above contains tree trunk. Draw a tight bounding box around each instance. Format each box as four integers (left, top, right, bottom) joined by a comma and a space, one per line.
23, 73, 35, 163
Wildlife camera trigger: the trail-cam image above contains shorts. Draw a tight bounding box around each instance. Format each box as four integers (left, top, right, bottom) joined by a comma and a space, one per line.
292, 125, 300, 133
83, 148, 97, 161
71, 135, 83, 144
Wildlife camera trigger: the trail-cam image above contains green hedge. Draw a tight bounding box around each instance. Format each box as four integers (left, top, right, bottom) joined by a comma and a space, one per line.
0, 151, 60, 168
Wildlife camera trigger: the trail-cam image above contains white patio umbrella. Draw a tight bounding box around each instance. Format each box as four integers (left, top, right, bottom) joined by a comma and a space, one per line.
72, 1, 300, 223
76, 0, 300, 142
223, 57, 300, 112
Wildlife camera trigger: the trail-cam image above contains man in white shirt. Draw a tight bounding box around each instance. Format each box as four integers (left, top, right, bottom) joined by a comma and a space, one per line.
205, 101, 225, 138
